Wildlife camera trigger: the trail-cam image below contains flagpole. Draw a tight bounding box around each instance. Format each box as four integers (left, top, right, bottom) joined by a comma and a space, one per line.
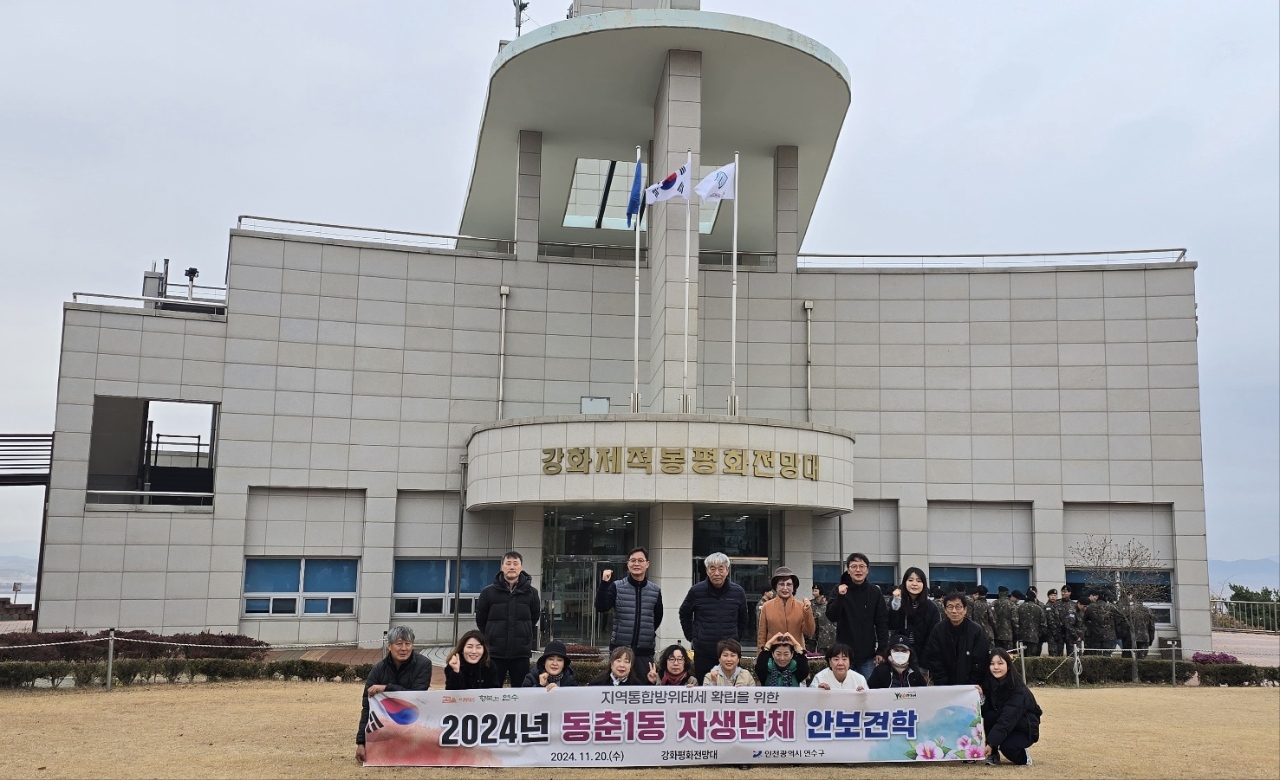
631, 145, 642, 414
728, 150, 739, 416
682, 148, 692, 414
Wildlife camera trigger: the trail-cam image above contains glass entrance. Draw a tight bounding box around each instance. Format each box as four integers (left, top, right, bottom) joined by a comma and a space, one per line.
541, 506, 648, 646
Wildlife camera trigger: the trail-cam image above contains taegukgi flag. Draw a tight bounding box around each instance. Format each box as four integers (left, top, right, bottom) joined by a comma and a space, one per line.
645, 164, 691, 204
695, 162, 737, 202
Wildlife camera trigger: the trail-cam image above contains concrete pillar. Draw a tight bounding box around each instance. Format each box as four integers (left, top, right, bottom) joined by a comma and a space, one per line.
357, 490, 397, 646
774, 146, 799, 273
649, 502, 693, 649
896, 490, 929, 578
783, 509, 815, 591
512, 504, 544, 594
1031, 499, 1066, 607
515, 130, 542, 261
647, 50, 701, 413
1173, 506, 1212, 652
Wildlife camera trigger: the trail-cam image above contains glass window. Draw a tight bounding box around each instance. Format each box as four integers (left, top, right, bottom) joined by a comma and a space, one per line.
303, 559, 358, 593
930, 566, 978, 594
244, 559, 300, 593
980, 568, 1031, 594
692, 509, 774, 558
391, 558, 497, 616
812, 563, 841, 592
393, 559, 447, 593
868, 565, 897, 590
580, 396, 610, 414
243, 558, 357, 617
561, 158, 725, 233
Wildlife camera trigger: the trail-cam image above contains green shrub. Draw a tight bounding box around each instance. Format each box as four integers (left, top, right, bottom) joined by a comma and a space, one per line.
572, 661, 606, 684
161, 657, 191, 683
267, 660, 349, 681
351, 663, 374, 681
45, 661, 73, 689
73, 662, 104, 688
1258, 666, 1280, 683
191, 658, 264, 681
111, 658, 154, 686
1196, 663, 1259, 687
0, 661, 44, 688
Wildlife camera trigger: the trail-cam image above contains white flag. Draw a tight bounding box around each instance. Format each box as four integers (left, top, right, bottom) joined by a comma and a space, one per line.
644, 164, 691, 204
695, 162, 737, 202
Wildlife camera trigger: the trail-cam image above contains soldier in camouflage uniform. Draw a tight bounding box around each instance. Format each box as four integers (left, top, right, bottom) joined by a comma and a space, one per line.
1083, 590, 1116, 654
809, 586, 838, 654
1012, 590, 1046, 656
971, 585, 996, 643
1044, 588, 1071, 656
1104, 592, 1130, 654
992, 586, 1020, 651
1125, 593, 1156, 659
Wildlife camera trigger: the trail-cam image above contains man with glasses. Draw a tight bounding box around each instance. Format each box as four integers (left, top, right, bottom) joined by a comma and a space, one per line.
922, 591, 991, 685
825, 552, 890, 680
596, 546, 664, 672
679, 552, 749, 682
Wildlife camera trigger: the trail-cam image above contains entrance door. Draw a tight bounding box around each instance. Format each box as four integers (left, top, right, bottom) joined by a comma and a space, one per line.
693, 556, 772, 650
543, 556, 623, 646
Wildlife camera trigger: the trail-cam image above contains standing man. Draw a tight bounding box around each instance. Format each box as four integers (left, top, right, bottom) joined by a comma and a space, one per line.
923, 592, 991, 686
1083, 590, 1116, 655
679, 552, 749, 682
476, 551, 541, 687
993, 586, 1020, 651
971, 585, 997, 644
1044, 589, 1067, 656
1126, 593, 1156, 659
757, 566, 816, 650
596, 546, 663, 671
825, 552, 889, 680
1013, 590, 1046, 657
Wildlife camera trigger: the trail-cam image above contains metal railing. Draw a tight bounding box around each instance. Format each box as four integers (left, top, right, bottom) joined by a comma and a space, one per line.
86, 490, 214, 506
0, 434, 53, 486
70, 292, 227, 313
798, 248, 1188, 269
1210, 599, 1280, 633
236, 215, 516, 254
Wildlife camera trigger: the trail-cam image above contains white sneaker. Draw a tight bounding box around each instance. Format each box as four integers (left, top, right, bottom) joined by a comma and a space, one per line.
1024, 754, 1034, 766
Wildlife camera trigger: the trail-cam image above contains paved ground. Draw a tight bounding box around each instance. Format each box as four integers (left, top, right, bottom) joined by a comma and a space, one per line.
1213, 631, 1280, 666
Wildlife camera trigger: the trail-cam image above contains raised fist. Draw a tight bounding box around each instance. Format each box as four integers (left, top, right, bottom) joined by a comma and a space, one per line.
838, 584, 848, 595
539, 672, 549, 686
802, 598, 812, 609
447, 653, 460, 673
602, 569, 613, 582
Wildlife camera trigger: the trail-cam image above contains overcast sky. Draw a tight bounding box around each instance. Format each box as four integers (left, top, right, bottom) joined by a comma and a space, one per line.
0, 1, 1275, 563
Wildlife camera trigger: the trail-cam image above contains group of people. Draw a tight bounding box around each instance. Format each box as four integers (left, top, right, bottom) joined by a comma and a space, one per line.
357, 549, 1045, 765
895, 581, 1158, 659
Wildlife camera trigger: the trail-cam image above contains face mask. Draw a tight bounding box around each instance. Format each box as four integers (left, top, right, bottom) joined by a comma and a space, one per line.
890, 651, 910, 666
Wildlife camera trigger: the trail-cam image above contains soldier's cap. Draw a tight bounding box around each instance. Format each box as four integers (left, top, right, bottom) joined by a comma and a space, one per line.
1048, 589, 1058, 595
997, 586, 1010, 594
1011, 590, 1024, 600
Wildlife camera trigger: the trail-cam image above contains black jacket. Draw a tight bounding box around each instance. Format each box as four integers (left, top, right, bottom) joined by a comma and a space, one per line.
825, 573, 890, 663
922, 617, 990, 686
981, 675, 1042, 748
445, 659, 501, 690
679, 577, 749, 655
521, 648, 579, 688
868, 662, 929, 689
476, 571, 541, 659
356, 651, 433, 745
890, 595, 941, 652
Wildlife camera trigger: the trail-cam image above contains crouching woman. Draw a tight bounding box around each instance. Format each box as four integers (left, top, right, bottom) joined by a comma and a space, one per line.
980, 648, 1043, 766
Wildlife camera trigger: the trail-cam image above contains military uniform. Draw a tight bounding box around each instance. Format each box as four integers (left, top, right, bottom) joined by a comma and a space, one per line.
1045, 599, 1075, 655
993, 593, 1020, 650
1127, 601, 1156, 659
1105, 599, 1130, 652
1015, 600, 1047, 656
1083, 600, 1116, 654
810, 596, 838, 654
971, 596, 997, 643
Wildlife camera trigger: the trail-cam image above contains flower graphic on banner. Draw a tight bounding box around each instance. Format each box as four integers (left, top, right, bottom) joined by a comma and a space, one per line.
912, 740, 946, 760
877, 704, 985, 762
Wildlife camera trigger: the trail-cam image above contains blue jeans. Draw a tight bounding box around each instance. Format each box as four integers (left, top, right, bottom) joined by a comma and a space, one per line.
854, 658, 876, 680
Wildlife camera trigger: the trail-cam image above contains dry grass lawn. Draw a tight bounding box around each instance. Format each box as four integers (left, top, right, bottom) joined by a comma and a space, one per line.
1, 681, 1276, 779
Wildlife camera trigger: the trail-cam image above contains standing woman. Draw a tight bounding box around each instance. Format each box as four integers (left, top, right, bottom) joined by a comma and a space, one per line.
890, 567, 941, 652
445, 629, 501, 689
654, 644, 698, 687
980, 648, 1043, 766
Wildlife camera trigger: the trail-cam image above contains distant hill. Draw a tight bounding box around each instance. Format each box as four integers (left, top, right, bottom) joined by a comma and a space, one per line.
1209, 557, 1280, 596
0, 556, 38, 592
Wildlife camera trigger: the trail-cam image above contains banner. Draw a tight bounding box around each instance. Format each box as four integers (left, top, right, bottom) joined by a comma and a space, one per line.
364, 684, 985, 767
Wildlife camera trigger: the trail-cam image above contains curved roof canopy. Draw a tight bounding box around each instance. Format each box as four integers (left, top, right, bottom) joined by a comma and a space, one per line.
458, 9, 851, 252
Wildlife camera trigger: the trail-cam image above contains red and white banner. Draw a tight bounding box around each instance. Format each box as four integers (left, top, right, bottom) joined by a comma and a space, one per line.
364, 684, 984, 767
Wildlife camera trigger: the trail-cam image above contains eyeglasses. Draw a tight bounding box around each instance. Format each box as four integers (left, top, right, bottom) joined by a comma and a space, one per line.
944, 604, 967, 612
848, 563, 869, 570
628, 558, 648, 564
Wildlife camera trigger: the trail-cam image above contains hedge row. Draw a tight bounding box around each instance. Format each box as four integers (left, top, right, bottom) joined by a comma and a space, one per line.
0, 658, 372, 688
0, 630, 268, 661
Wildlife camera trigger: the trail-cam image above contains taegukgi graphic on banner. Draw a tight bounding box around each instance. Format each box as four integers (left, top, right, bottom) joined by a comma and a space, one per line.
363, 685, 985, 767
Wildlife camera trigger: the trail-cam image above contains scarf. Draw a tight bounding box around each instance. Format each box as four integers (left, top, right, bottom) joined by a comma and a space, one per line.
661, 671, 689, 686
764, 658, 799, 687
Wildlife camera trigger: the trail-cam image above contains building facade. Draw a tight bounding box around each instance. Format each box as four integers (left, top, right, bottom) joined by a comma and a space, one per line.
34, 1, 1211, 651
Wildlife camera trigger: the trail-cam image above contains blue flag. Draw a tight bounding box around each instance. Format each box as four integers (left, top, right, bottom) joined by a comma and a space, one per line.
625, 160, 642, 228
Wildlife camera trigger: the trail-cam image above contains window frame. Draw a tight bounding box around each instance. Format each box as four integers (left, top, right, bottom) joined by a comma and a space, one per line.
1065, 568, 1176, 627
242, 557, 359, 618
391, 558, 498, 618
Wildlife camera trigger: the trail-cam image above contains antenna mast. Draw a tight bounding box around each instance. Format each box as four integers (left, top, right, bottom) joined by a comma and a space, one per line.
513, 0, 529, 37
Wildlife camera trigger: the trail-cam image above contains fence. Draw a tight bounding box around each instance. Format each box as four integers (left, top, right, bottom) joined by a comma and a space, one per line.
1211, 599, 1280, 633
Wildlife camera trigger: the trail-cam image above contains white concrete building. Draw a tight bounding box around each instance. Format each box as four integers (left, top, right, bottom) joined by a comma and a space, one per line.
32, 1, 1211, 651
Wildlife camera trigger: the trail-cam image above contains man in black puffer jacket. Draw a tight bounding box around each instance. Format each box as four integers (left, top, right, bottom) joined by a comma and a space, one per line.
825, 552, 889, 680
476, 551, 541, 688
356, 625, 433, 763
923, 591, 991, 685
679, 551, 749, 682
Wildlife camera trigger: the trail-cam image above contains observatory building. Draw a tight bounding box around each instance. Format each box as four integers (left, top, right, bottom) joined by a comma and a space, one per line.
31, 1, 1210, 651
